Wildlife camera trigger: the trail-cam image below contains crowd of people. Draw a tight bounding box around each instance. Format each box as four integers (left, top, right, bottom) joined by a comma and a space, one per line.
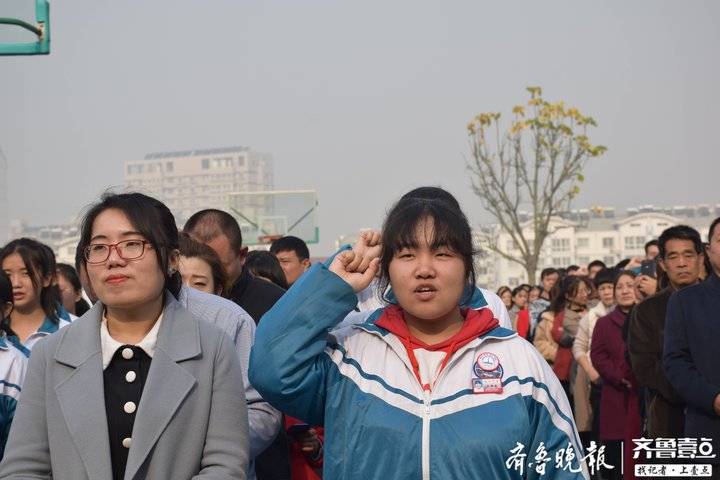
0, 187, 717, 479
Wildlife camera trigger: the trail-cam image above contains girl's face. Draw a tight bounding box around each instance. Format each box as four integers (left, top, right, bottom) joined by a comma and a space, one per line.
388, 218, 466, 323
529, 288, 540, 302
1, 253, 48, 313
567, 281, 590, 307
512, 289, 528, 309
501, 290, 512, 308
179, 255, 216, 295
597, 283, 615, 307
86, 208, 174, 310
615, 274, 638, 308
57, 273, 81, 315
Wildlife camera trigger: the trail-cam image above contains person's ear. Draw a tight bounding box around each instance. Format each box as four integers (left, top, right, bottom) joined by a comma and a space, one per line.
301, 258, 311, 271
237, 246, 249, 267
168, 249, 180, 275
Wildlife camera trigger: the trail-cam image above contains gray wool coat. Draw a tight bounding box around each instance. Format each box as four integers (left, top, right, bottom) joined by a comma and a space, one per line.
0, 294, 249, 480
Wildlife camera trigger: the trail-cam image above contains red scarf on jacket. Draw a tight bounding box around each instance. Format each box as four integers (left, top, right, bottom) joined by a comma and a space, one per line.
550, 310, 573, 381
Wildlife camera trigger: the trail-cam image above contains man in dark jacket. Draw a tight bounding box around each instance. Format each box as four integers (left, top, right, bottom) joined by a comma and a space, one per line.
628, 225, 704, 438
664, 217, 720, 472
184, 209, 290, 480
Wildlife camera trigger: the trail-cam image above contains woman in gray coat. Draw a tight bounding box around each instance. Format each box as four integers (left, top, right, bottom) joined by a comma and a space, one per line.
0, 192, 249, 480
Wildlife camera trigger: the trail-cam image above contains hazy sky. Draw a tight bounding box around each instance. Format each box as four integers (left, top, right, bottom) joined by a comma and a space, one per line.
2, 1, 719, 254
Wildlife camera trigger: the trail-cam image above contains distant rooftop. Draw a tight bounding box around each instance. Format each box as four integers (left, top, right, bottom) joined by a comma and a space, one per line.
510, 203, 720, 231
143, 146, 248, 160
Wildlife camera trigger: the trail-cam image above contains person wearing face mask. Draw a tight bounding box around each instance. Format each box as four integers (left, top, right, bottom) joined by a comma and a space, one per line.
0, 193, 249, 480
591, 271, 641, 480
250, 188, 588, 480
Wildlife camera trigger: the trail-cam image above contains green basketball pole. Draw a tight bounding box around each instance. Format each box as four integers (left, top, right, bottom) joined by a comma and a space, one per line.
0, 0, 50, 55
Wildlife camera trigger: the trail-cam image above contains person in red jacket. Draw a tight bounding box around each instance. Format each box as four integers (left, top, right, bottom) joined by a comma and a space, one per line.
590, 270, 641, 480
285, 417, 323, 480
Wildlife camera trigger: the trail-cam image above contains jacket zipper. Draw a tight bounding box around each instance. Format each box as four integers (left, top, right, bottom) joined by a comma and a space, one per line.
422, 390, 431, 480
354, 326, 509, 480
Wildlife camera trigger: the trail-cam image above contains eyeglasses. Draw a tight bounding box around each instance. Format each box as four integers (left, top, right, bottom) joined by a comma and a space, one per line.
84, 239, 151, 264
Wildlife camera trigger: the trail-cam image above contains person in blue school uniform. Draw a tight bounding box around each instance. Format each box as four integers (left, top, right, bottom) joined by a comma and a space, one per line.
0, 238, 70, 356
250, 187, 588, 480
0, 270, 27, 460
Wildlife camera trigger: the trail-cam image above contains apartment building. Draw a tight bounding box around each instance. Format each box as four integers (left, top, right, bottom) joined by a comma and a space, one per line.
124, 146, 274, 225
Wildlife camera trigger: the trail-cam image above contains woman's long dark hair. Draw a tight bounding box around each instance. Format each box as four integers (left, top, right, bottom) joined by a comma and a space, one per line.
245, 250, 289, 290
379, 187, 477, 305
0, 270, 13, 336
548, 275, 593, 314
56, 263, 91, 316
77, 192, 182, 299
0, 238, 60, 323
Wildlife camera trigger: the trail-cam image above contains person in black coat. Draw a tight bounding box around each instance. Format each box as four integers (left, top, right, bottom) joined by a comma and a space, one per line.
664, 217, 720, 473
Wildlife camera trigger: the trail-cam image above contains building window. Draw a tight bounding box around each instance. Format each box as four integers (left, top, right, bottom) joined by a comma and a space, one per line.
577, 256, 590, 266
577, 237, 589, 248
551, 238, 570, 252
604, 256, 615, 266
624, 236, 646, 250
201, 159, 210, 170
165, 162, 174, 172
602, 237, 614, 249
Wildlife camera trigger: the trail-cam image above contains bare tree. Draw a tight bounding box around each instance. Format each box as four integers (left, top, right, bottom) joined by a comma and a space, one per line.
467, 87, 607, 284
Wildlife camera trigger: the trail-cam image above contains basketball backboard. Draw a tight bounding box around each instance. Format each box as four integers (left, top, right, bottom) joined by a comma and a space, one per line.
227, 190, 319, 246
0, 0, 50, 55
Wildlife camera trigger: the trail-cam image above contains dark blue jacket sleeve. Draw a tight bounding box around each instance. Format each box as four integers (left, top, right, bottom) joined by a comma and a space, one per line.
663, 292, 720, 415
249, 264, 358, 425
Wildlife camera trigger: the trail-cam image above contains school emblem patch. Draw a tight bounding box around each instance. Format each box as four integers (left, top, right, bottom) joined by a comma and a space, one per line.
472, 352, 504, 394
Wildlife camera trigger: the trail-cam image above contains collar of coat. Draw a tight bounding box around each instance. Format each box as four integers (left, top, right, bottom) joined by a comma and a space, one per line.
54, 292, 201, 368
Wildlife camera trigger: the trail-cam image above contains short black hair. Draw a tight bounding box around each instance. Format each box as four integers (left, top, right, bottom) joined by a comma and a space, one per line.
183, 209, 243, 252
245, 250, 289, 290
0, 237, 59, 321
540, 268, 559, 280
566, 265, 580, 273
708, 216, 720, 243
657, 225, 703, 259
77, 192, 182, 299
615, 258, 631, 270
588, 259, 606, 270
644, 239, 659, 254
269, 236, 310, 261
511, 285, 526, 297
0, 270, 13, 334
380, 187, 476, 304
593, 268, 616, 288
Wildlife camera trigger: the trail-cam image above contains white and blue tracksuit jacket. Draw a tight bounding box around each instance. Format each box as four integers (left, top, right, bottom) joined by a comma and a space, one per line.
0, 336, 27, 459
250, 264, 588, 479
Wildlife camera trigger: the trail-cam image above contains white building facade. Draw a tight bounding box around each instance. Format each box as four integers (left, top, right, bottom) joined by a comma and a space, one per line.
476, 205, 719, 289
124, 146, 274, 225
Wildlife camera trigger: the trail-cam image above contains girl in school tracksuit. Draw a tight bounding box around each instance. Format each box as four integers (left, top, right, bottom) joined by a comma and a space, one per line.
0, 239, 70, 357
0, 271, 27, 460
251, 187, 588, 480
